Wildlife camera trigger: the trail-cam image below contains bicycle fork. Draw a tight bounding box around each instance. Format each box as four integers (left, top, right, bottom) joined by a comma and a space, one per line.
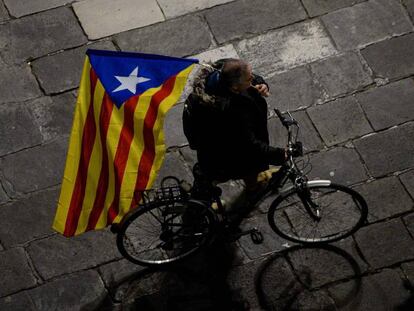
297, 188, 322, 221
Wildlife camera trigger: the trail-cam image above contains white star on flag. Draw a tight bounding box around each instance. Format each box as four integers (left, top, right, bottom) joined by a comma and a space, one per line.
112, 66, 150, 94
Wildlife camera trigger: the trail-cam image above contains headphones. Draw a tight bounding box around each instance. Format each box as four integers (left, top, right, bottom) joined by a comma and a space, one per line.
205, 69, 221, 94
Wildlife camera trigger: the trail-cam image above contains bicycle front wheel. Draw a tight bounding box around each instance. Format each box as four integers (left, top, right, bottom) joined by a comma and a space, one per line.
267, 183, 367, 244
117, 199, 217, 267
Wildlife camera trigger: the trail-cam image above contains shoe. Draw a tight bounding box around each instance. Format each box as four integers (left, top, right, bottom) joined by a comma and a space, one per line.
211, 199, 226, 211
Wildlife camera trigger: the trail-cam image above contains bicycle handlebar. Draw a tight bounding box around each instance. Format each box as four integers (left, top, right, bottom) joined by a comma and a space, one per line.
274, 109, 297, 129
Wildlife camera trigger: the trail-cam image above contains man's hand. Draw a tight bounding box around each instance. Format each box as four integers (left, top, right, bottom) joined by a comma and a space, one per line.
253, 84, 270, 97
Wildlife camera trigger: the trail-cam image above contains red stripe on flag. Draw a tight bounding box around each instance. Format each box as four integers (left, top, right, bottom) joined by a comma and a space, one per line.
64, 68, 98, 237
106, 95, 141, 223
128, 75, 178, 211
86, 93, 114, 231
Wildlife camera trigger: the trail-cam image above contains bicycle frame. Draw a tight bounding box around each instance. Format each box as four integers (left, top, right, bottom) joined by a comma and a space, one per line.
209, 109, 332, 222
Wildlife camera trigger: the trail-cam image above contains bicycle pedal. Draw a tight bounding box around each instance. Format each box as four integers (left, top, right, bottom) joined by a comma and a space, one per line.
250, 229, 264, 244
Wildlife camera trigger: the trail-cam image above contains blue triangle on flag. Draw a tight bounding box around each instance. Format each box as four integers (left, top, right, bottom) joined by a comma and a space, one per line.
87, 49, 198, 108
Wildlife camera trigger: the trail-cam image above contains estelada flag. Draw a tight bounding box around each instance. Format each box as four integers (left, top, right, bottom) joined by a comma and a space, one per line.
53, 49, 198, 237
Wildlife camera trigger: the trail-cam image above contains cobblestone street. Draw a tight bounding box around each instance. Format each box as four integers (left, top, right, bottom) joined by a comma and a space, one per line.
1, 0, 414, 310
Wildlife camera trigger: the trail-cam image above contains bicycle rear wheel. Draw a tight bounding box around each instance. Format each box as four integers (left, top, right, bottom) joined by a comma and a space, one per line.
268, 183, 367, 244
117, 199, 217, 267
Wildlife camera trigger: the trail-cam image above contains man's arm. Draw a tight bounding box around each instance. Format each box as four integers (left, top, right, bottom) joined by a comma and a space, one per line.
235, 105, 286, 165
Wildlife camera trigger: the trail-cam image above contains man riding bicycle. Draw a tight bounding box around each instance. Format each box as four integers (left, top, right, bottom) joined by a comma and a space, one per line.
183, 58, 288, 200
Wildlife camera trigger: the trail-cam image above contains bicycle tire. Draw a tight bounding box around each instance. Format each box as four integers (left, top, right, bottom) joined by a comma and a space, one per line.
267, 183, 367, 244
116, 199, 217, 267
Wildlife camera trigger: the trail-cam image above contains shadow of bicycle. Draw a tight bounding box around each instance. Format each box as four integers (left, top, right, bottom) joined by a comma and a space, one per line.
117, 238, 245, 311
255, 243, 364, 310
101, 239, 371, 311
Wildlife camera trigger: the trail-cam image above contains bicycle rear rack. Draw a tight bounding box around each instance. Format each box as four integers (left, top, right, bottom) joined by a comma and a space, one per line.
133, 186, 189, 208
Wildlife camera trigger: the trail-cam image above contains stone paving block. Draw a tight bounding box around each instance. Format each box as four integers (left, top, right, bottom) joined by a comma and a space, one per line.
307, 147, 368, 185
266, 66, 325, 112
0, 1, 9, 21
0, 7, 87, 64
0, 102, 42, 156
238, 214, 291, 260
361, 33, 414, 80
121, 271, 164, 303
190, 44, 239, 64
0, 138, 68, 194
227, 259, 269, 309
73, 0, 164, 40
154, 151, 193, 186
157, 0, 233, 18
180, 146, 197, 168
98, 259, 144, 288
403, 213, 414, 237
354, 122, 414, 177
0, 63, 42, 103
357, 79, 414, 131
29, 270, 107, 311
98, 259, 145, 301
268, 110, 324, 153
239, 256, 302, 307
164, 104, 186, 148
307, 97, 372, 146
32, 40, 116, 95
354, 218, 414, 269
0, 292, 33, 311
321, 0, 413, 51
30, 93, 76, 142
331, 237, 369, 273
310, 52, 373, 98
400, 169, 414, 199
216, 180, 244, 207
0, 188, 59, 247
354, 176, 413, 223
3, 0, 72, 17
205, 0, 306, 44
27, 229, 120, 280
401, 261, 414, 287
302, 0, 365, 16
236, 19, 337, 78
0, 185, 8, 204
288, 238, 367, 289
115, 14, 211, 58
327, 269, 411, 311
287, 290, 335, 311
404, 0, 414, 21
0, 270, 107, 310
0, 247, 37, 297
291, 108, 328, 152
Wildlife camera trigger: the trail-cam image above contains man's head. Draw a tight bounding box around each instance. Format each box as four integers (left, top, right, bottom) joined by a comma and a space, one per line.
220, 59, 252, 93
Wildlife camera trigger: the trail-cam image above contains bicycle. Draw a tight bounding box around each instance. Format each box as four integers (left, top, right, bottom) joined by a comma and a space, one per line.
112, 109, 368, 267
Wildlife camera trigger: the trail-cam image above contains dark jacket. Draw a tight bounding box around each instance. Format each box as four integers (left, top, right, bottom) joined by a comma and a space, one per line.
184, 63, 285, 181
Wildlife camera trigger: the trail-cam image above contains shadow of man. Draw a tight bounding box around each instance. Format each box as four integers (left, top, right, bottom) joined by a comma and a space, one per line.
132, 239, 247, 311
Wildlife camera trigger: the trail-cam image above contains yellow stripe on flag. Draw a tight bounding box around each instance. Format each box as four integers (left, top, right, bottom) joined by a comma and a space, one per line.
115, 86, 162, 222
53, 59, 92, 234
74, 80, 105, 235
94, 101, 126, 229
